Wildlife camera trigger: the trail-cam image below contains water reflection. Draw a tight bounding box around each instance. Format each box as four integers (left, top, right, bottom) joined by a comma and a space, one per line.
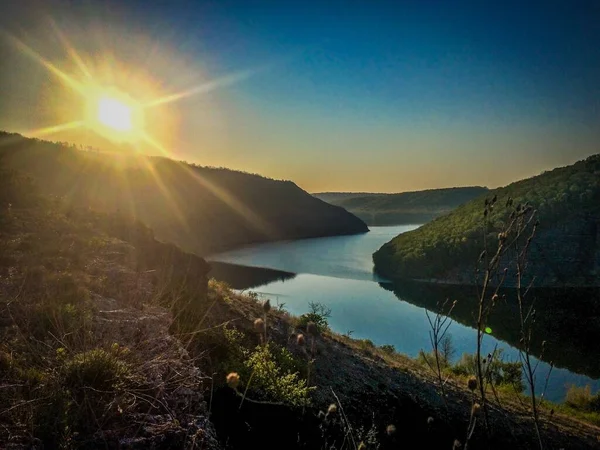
208, 261, 600, 402
380, 282, 600, 379
209, 261, 296, 290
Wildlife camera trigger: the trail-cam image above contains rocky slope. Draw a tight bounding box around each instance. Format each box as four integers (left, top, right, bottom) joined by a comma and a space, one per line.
373, 154, 600, 287
0, 131, 368, 256
0, 173, 219, 448
315, 187, 488, 225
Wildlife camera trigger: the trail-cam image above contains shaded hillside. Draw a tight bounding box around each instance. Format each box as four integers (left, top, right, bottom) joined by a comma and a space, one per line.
0, 163, 598, 450
315, 187, 488, 225
0, 132, 368, 255
373, 155, 600, 286
313, 192, 383, 203
2, 171, 599, 450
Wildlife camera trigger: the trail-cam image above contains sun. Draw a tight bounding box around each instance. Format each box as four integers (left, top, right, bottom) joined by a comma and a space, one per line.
97, 96, 133, 131
85, 88, 144, 141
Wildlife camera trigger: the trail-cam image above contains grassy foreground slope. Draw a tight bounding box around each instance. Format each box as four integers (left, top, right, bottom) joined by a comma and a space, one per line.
315, 187, 488, 225
373, 155, 600, 286
0, 132, 368, 256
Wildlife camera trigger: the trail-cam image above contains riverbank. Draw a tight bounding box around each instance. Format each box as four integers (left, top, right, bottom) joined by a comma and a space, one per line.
205, 281, 600, 449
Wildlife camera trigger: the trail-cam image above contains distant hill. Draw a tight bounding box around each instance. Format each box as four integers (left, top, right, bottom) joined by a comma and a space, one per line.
314, 187, 489, 225
313, 192, 384, 203
373, 155, 600, 287
0, 132, 368, 255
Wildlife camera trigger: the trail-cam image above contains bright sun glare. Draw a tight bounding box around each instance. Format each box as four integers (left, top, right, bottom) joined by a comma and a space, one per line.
9, 24, 258, 149
97, 96, 133, 132
85, 89, 143, 141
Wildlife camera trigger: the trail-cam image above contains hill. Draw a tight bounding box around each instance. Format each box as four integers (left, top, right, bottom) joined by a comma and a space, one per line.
1, 167, 598, 449
0, 132, 368, 255
312, 192, 384, 203
314, 187, 488, 225
373, 155, 600, 287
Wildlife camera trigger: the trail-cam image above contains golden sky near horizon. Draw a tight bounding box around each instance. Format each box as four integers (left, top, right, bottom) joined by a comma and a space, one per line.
1, 2, 598, 194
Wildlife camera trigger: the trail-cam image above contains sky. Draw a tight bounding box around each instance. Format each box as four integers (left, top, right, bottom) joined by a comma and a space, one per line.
0, 0, 599, 192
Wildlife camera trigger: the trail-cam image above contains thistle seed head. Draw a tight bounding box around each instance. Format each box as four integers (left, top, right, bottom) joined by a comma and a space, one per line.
262, 299, 271, 313
226, 372, 240, 390
254, 318, 265, 333
467, 376, 478, 391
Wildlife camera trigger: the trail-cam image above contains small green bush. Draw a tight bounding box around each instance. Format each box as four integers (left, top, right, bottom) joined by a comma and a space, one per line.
359, 339, 375, 350
450, 351, 523, 391
565, 385, 600, 412
62, 348, 131, 393
0, 350, 12, 371
28, 302, 88, 341
243, 343, 311, 407
380, 344, 395, 354
418, 349, 451, 370
297, 302, 331, 332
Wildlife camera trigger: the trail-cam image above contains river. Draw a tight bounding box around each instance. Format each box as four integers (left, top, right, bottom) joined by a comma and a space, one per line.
208, 225, 600, 402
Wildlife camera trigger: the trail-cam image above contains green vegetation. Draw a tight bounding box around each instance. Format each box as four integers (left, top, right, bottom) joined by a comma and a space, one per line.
219, 325, 311, 407
296, 301, 332, 332
2, 146, 599, 449
0, 131, 367, 257
244, 344, 312, 407
417, 349, 524, 392
374, 154, 600, 286
565, 385, 600, 412
449, 351, 524, 391
315, 187, 488, 225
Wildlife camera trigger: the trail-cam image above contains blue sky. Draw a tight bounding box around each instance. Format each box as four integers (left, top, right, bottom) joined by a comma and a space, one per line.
1, 0, 599, 191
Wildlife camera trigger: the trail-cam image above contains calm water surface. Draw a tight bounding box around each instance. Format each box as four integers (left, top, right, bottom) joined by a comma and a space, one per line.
209, 226, 600, 402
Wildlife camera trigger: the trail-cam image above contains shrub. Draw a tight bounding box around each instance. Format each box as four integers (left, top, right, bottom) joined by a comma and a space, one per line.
0, 350, 12, 371
380, 344, 395, 354
28, 302, 88, 342
62, 348, 131, 394
359, 339, 375, 350
565, 385, 600, 412
450, 351, 524, 391
297, 302, 331, 332
418, 349, 450, 370
244, 343, 312, 407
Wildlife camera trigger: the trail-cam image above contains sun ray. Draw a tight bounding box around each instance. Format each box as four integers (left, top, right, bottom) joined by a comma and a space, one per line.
144, 67, 261, 108
141, 131, 274, 239
179, 164, 276, 240
5, 33, 86, 95
140, 131, 171, 157
138, 132, 191, 232
48, 18, 93, 80
24, 120, 84, 138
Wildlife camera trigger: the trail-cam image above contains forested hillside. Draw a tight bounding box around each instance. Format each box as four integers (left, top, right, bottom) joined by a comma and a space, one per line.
0, 132, 368, 255
373, 155, 600, 286
2, 167, 598, 449
315, 187, 488, 225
